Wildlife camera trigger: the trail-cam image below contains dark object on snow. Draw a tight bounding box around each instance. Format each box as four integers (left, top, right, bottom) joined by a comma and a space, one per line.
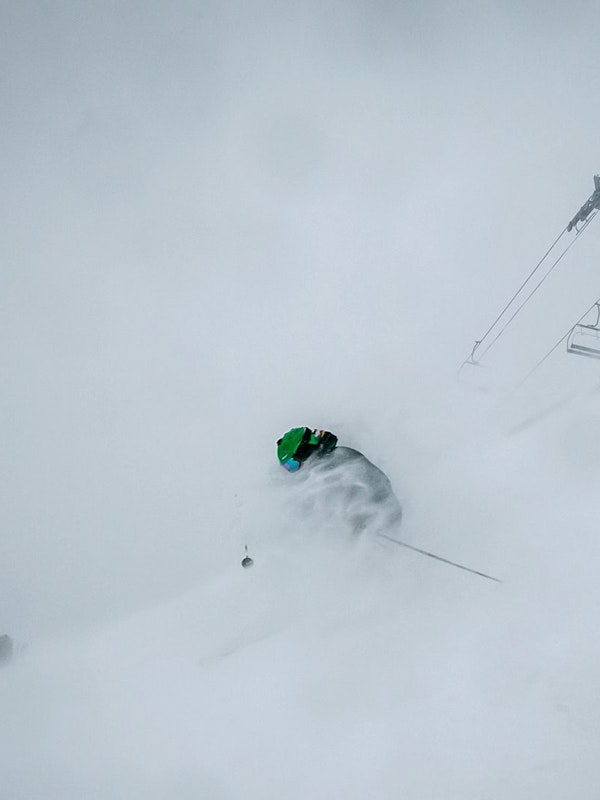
0, 635, 13, 665
241, 545, 254, 568
567, 175, 600, 232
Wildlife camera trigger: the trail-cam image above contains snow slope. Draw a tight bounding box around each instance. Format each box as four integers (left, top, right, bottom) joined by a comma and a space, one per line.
4, 394, 600, 799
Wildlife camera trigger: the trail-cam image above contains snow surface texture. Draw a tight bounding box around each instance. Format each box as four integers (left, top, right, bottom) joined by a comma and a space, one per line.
3, 2, 600, 798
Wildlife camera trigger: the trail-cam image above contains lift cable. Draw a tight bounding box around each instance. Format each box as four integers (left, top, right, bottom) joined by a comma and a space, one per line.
477, 228, 566, 349
461, 181, 600, 373
515, 296, 600, 390
460, 226, 567, 371
476, 210, 598, 362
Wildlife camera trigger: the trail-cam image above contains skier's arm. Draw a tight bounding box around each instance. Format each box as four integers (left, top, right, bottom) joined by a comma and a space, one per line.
315, 429, 338, 454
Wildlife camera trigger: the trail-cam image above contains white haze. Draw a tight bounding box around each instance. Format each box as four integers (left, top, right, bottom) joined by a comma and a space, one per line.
2, 2, 600, 797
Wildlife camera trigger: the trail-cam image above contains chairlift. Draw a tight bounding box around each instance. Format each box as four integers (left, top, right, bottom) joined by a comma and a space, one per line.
567, 302, 600, 359
458, 343, 491, 392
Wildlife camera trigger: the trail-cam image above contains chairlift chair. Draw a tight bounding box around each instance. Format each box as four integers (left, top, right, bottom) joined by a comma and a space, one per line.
567, 302, 600, 359
458, 345, 491, 392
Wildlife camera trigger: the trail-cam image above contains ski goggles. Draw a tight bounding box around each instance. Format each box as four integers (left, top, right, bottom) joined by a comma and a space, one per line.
281, 457, 301, 472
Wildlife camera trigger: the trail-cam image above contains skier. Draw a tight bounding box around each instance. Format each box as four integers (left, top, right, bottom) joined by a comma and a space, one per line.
277, 427, 338, 472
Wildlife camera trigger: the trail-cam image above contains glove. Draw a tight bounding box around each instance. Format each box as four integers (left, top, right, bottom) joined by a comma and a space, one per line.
318, 430, 338, 454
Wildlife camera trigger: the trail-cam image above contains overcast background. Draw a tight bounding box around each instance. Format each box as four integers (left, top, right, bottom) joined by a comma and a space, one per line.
2, 1, 600, 797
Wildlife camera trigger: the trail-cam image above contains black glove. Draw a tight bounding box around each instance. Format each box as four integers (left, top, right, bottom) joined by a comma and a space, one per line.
318, 430, 338, 455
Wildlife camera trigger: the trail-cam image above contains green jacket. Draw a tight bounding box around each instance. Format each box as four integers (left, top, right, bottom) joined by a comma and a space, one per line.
277, 427, 319, 464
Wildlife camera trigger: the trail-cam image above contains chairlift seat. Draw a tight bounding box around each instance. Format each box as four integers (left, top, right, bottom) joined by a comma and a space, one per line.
567, 323, 600, 359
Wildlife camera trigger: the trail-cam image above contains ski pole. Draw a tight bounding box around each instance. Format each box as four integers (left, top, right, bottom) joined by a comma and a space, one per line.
379, 534, 502, 583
